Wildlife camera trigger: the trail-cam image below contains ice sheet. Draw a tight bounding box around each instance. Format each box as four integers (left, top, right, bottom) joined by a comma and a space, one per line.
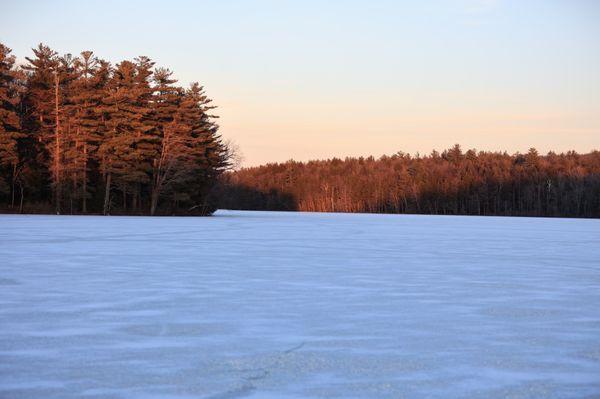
1, 210, 599, 398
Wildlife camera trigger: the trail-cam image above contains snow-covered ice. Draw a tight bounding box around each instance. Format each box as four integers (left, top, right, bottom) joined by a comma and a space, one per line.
1, 210, 599, 398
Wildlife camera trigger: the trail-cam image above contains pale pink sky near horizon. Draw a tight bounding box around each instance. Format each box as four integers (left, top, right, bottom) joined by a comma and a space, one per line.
2, 0, 599, 166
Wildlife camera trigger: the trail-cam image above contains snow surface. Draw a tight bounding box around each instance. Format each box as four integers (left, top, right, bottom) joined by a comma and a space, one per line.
1, 210, 600, 399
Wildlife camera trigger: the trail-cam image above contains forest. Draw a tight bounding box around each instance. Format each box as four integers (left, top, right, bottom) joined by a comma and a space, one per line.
1, 43, 599, 218
0, 43, 229, 215
217, 146, 600, 218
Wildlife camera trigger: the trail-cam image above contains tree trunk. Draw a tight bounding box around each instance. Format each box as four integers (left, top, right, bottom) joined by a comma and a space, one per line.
132, 186, 138, 212
54, 72, 61, 215
83, 142, 87, 213
10, 164, 16, 208
18, 184, 24, 214
103, 172, 111, 215
150, 188, 159, 216
70, 176, 75, 215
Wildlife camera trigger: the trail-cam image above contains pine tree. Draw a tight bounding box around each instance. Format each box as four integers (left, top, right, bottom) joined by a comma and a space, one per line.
21, 44, 58, 206
148, 67, 186, 215
22, 44, 77, 213
130, 56, 156, 211
0, 44, 24, 207
63, 52, 110, 212
99, 59, 153, 214
54, 53, 79, 213
180, 82, 228, 211
149, 77, 228, 215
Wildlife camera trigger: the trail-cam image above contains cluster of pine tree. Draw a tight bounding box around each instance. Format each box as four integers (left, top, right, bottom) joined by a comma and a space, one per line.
0, 43, 230, 215
217, 145, 600, 218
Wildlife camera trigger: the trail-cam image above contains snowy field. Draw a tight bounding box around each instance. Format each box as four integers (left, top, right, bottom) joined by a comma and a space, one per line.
1, 210, 600, 399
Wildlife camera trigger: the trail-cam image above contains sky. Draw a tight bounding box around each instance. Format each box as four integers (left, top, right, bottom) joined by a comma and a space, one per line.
1, 0, 599, 166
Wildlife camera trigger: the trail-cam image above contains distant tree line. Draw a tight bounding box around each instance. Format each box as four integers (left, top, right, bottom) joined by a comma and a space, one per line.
217, 145, 600, 218
0, 43, 229, 215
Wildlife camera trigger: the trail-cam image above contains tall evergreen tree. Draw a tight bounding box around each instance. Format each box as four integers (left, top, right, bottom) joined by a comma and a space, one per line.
148, 67, 186, 215
99, 59, 154, 214
63, 52, 109, 212
21, 44, 58, 207
180, 82, 228, 210
0, 44, 24, 206
22, 45, 77, 213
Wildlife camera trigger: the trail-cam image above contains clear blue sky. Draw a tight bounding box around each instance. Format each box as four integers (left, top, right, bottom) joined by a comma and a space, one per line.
2, 0, 599, 165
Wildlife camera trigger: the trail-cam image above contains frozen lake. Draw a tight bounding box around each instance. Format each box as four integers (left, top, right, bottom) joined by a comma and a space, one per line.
1, 210, 599, 398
